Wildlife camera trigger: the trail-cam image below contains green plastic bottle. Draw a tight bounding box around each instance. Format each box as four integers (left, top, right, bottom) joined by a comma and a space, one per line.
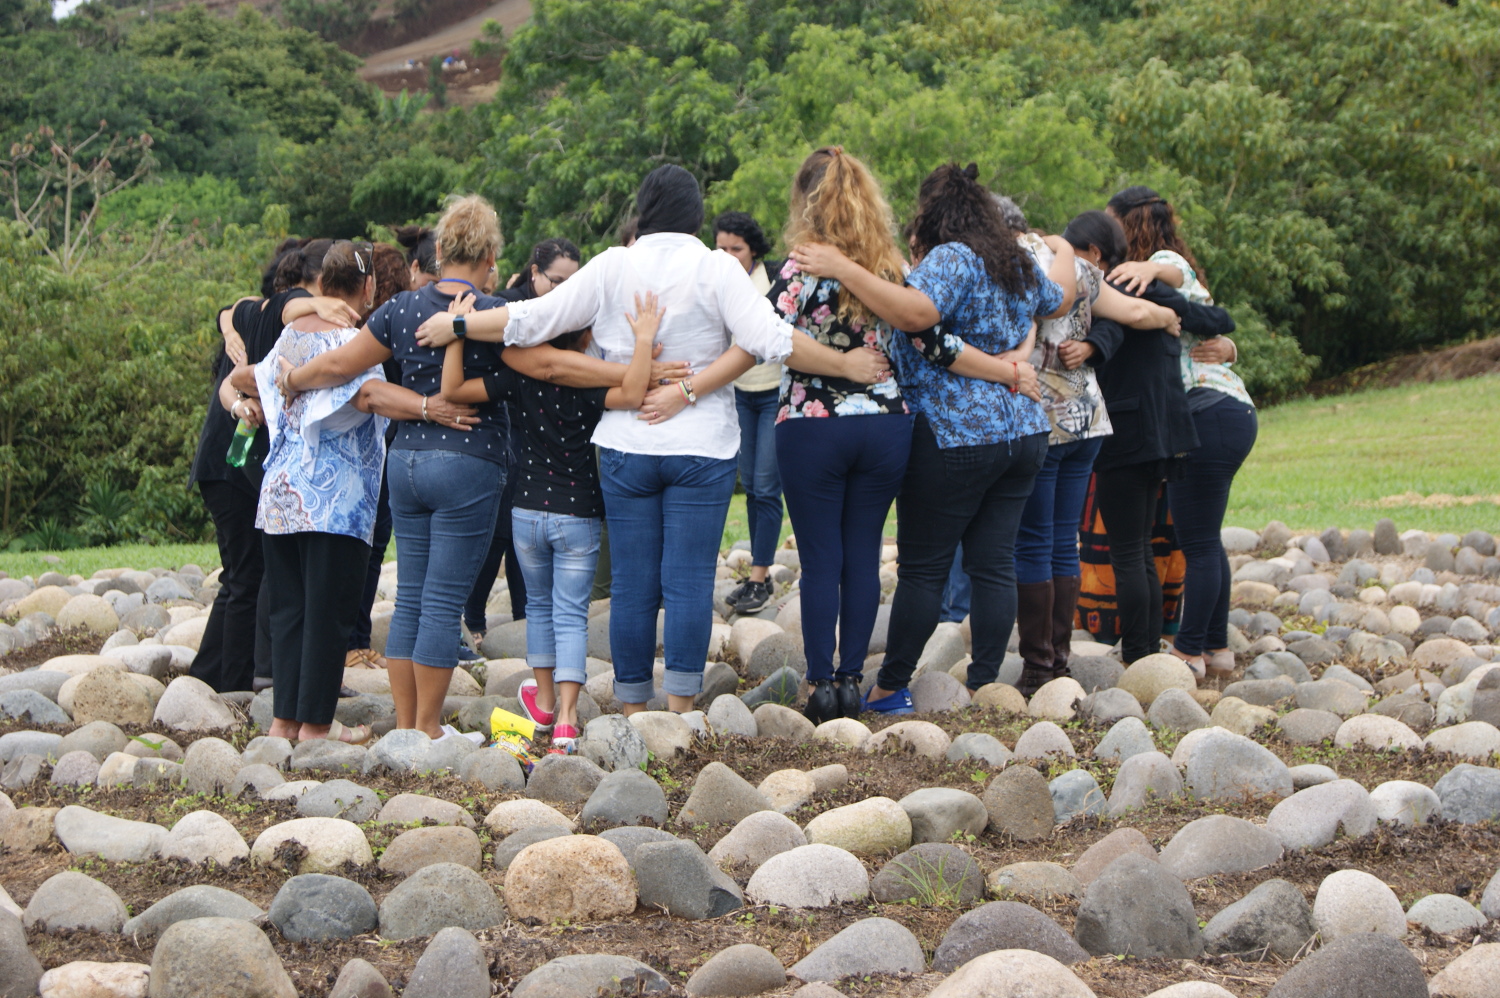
226, 419, 256, 468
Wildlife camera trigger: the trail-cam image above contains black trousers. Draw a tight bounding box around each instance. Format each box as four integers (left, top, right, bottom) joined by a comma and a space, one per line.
189, 481, 263, 693
465, 476, 526, 632
263, 531, 371, 725
1095, 461, 1167, 663
876, 418, 1048, 693
349, 475, 393, 650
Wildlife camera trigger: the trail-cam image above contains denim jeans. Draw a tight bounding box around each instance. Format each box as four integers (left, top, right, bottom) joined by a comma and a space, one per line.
599, 448, 737, 702
512, 507, 601, 685
1016, 436, 1104, 585
386, 448, 506, 669
877, 418, 1048, 692
939, 543, 971, 623
466, 474, 526, 632
776, 414, 911, 682
1167, 398, 1258, 655
735, 387, 784, 568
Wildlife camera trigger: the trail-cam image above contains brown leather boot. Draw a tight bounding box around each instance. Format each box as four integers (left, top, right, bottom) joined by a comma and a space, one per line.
1051, 575, 1082, 678
1015, 580, 1054, 697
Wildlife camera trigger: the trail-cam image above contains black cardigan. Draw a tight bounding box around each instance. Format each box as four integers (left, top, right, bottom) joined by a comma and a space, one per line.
1089, 279, 1234, 472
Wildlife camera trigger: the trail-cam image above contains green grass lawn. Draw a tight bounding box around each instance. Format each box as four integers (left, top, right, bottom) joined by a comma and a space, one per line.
2, 377, 1493, 579
1225, 375, 1500, 535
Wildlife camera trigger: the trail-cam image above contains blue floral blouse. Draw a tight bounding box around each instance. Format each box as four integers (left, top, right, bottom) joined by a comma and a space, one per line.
254, 326, 388, 544
892, 242, 1060, 448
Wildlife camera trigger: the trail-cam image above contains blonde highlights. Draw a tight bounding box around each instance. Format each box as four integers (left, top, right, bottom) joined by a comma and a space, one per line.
784, 147, 906, 326
434, 194, 503, 267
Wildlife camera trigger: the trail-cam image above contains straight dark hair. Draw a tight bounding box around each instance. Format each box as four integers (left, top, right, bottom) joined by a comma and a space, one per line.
906, 163, 1037, 296
1063, 210, 1129, 271
635, 165, 704, 237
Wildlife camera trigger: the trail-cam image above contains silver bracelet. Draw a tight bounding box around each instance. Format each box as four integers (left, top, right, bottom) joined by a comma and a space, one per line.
422, 396, 431, 422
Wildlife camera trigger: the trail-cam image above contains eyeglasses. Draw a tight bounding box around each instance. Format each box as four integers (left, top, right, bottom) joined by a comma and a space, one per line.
538, 271, 570, 286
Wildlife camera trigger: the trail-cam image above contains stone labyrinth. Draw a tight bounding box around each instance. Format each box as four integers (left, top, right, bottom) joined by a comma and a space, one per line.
3, 518, 1500, 997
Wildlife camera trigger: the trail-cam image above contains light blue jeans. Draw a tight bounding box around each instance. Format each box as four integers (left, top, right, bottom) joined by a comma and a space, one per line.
386, 448, 505, 669
511, 507, 601, 686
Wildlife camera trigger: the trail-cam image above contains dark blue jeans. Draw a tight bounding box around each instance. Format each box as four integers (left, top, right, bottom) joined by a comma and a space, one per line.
877, 418, 1048, 692
776, 414, 912, 682
735, 387, 784, 567
939, 544, 971, 623
1016, 436, 1104, 584
386, 449, 506, 669
1167, 398, 1258, 655
599, 448, 738, 702
465, 474, 526, 633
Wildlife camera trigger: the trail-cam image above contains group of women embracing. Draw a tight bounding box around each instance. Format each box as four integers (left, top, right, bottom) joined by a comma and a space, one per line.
188, 144, 1258, 750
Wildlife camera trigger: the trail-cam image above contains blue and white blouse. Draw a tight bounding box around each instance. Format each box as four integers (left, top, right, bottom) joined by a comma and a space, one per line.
254, 326, 388, 544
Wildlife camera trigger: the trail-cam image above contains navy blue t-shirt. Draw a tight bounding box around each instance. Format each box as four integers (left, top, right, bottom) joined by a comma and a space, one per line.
366, 285, 511, 464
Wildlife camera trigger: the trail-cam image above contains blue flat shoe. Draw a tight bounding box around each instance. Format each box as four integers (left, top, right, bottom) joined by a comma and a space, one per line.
863, 687, 915, 715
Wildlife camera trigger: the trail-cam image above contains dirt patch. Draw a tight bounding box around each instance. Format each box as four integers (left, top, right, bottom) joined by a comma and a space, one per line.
0, 629, 108, 673
1309, 336, 1500, 398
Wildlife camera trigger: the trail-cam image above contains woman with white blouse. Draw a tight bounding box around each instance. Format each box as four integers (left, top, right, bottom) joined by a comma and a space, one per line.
415, 165, 889, 714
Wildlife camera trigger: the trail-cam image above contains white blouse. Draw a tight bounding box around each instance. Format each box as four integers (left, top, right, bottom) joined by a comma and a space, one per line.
503, 232, 795, 459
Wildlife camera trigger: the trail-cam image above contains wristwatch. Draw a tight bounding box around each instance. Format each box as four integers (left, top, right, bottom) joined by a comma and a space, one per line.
453, 314, 467, 339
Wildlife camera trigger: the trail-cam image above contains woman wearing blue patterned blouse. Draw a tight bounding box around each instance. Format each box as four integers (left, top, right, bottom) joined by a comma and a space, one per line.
771, 149, 1042, 722
247, 241, 388, 745
792, 163, 1077, 713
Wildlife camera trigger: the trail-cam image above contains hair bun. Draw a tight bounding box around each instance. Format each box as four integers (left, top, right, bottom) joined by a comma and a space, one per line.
963, 163, 979, 180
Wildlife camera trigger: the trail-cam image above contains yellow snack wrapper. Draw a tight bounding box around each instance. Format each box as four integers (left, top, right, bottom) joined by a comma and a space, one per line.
490, 707, 544, 773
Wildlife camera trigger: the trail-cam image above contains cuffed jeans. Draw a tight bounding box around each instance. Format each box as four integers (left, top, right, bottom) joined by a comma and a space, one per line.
385, 448, 506, 669
877, 418, 1048, 692
599, 448, 737, 702
1168, 398, 1258, 655
1016, 436, 1104, 584
777, 414, 911, 682
735, 387, 784, 567
513, 507, 601, 686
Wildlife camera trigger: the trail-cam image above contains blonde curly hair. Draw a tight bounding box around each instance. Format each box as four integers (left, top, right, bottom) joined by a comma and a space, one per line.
435, 194, 502, 267
783, 147, 906, 326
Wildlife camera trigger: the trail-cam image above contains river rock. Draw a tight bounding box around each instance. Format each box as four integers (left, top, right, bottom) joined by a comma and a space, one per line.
379, 862, 504, 939
679, 761, 773, 827
1158, 815, 1282, 880
683, 943, 785, 998
121, 885, 263, 939
803, 796, 911, 855
1203, 878, 1315, 959
148, 917, 295, 998
23, 871, 127, 933
54, 805, 166, 862
1071, 828, 1156, 886
1266, 780, 1376, 850
153, 675, 240, 731
787, 917, 925, 982
580, 768, 669, 830
633, 838, 743, 919
404, 927, 488, 998
1427, 941, 1500, 998
708, 810, 806, 870
1184, 727, 1293, 800
483, 799, 575, 836
744, 843, 869, 907
162, 810, 249, 865
504, 835, 636, 923
1094, 716, 1155, 761
0, 910, 41, 998
1118, 654, 1199, 706
987, 861, 1082, 901
525, 754, 606, 804
927, 949, 1095, 998
1405, 892, 1485, 934
576, 713, 650, 772
1312, 868, 1406, 941
511, 955, 669, 998
932, 900, 1087, 972
1074, 854, 1203, 958
982, 765, 1055, 840
1107, 750, 1183, 815
870, 843, 984, 904
1264, 931, 1425, 998
862, 719, 951, 758
250, 817, 373, 873
1434, 762, 1500, 823
898, 787, 988, 843
268, 874, 378, 942
1369, 780, 1442, 825
946, 731, 1013, 767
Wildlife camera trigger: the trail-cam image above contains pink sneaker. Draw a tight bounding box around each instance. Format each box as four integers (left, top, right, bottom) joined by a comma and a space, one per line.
550, 723, 579, 753
518, 679, 555, 732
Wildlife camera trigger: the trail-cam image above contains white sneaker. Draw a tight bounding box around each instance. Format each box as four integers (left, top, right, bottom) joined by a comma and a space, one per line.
439, 724, 485, 745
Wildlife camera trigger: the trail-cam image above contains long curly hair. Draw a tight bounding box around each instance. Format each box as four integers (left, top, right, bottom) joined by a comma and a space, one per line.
1107, 185, 1203, 278
906, 163, 1038, 297
784, 147, 906, 326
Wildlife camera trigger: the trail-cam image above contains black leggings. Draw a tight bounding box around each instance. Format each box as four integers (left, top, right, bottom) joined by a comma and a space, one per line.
1095, 461, 1167, 663
263, 531, 370, 725
877, 419, 1048, 692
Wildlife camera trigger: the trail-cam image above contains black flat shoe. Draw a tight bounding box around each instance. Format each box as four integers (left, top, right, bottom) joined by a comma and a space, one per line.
834, 675, 863, 719
804, 679, 839, 725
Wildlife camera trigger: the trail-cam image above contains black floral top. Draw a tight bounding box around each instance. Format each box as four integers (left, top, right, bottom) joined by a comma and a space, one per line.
768, 259, 964, 422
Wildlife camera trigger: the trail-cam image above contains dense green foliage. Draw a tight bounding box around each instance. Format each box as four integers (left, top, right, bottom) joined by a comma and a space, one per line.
0, 0, 1495, 547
